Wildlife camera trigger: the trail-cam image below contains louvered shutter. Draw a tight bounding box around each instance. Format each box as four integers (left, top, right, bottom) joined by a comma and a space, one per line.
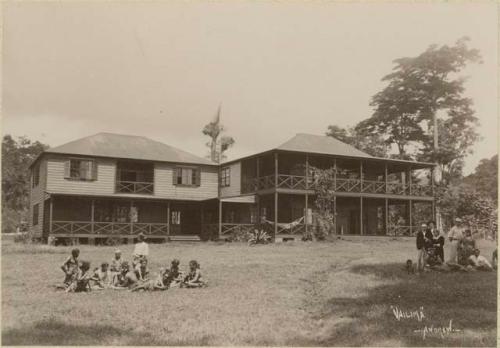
172, 167, 178, 185
64, 159, 71, 178
91, 160, 98, 180
195, 168, 201, 186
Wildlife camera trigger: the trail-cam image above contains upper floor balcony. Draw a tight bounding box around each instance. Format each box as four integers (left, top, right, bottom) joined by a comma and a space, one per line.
115, 161, 154, 195
238, 151, 434, 198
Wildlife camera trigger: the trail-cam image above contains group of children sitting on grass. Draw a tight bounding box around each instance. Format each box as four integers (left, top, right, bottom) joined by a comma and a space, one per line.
58, 233, 206, 293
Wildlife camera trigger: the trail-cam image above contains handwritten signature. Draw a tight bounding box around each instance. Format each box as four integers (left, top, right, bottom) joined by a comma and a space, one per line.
413, 319, 461, 340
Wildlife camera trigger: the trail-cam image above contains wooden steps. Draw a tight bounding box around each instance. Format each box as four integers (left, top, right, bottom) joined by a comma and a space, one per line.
169, 235, 201, 242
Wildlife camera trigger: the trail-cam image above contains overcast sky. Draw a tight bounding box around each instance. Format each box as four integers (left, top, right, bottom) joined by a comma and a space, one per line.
3, 1, 498, 174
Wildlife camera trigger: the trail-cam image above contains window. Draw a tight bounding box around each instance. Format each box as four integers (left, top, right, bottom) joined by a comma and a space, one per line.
32, 204, 39, 226
173, 167, 200, 186
221, 166, 231, 187
32, 163, 40, 188
65, 158, 96, 181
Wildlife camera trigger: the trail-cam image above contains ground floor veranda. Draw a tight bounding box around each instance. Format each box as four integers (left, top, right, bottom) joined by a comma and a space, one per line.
43, 193, 434, 244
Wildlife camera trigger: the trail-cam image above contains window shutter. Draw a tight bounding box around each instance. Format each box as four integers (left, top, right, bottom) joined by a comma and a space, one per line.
64, 159, 71, 178
195, 168, 201, 186
172, 167, 178, 185
91, 160, 98, 180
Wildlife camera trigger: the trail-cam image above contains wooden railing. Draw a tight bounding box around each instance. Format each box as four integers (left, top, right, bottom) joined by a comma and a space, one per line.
116, 181, 154, 194
387, 225, 419, 237
242, 174, 432, 197
51, 221, 169, 235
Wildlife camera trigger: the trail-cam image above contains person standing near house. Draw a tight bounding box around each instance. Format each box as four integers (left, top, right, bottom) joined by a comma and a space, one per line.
416, 223, 427, 273
133, 233, 149, 266
447, 217, 464, 264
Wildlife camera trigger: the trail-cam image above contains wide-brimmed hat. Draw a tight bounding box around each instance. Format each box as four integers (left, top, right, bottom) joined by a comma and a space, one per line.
455, 217, 463, 222
421, 223, 427, 228
114, 249, 121, 254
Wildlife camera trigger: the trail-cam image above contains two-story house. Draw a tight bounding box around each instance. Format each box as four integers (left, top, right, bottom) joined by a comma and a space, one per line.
29, 132, 435, 244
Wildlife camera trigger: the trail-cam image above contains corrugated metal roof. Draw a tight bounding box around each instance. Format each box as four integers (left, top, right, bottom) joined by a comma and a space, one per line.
276, 133, 373, 158
45, 133, 216, 166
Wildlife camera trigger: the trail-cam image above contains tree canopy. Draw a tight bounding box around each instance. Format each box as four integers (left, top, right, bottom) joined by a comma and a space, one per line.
355, 37, 481, 175
202, 106, 235, 163
326, 124, 388, 158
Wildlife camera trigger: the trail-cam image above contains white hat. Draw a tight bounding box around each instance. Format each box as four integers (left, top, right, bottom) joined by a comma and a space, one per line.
421, 223, 427, 228
115, 249, 121, 254
455, 217, 462, 222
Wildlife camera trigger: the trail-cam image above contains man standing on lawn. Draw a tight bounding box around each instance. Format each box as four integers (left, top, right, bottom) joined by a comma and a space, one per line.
447, 217, 464, 264
416, 223, 427, 273
133, 233, 149, 263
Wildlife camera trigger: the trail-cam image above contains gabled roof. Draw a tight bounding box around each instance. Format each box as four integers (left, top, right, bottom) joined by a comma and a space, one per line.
43, 133, 216, 166
276, 133, 373, 158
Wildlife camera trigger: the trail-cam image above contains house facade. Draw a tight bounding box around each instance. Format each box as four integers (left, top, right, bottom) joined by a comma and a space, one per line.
29, 133, 435, 243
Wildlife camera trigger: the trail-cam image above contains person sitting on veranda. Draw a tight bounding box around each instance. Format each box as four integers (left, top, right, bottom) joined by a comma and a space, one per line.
90, 262, 111, 289
181, 260, 206, 288
60, 248, 80, 286
66, 261, 92, 293
468, 249, 494, 271
111, 262, 138, 290
133, 233, 149, 267
458, 229, 476, 266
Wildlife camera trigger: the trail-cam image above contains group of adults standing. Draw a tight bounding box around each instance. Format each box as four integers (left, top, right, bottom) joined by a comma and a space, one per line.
415, 217, 496, 272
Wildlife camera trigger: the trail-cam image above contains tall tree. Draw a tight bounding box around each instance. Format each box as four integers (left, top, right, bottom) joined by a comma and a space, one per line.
2, 135, 49, 233
357, 37, 481, 169
326, 124, 388, 158
202, 105, 235, 163
463, 155, 498, 203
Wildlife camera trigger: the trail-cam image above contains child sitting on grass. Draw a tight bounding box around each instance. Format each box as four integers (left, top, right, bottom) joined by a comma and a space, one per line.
162, 259, 183, 288
61, 248, 80, 286
134, 257, 149, 282
110, 249, 123, 274
181, 260, 206, 288
111, 261, 138, 290
66, 261, 92, 293
90, 262, 111, 289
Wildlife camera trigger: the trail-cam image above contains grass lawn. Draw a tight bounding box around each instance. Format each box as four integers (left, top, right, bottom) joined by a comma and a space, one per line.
2, 237, 497, 346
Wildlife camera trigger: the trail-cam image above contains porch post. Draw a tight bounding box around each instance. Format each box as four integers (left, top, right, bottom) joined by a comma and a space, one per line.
274, 191, 278, 240
333, 158, 337, 190
130, 200, 134, 235
360, 161, 363, 191
385, 198, 389, 236
167, 201, 171, 239
408, 167, 412, 196
333, 195, 337, 235
431, 167, 436, 222
274, 152, 278, 239
49, 197, 53, 234
218, 199, 222, 240
360, 196, 363, 235
305, 154, 309, 235
409, 200, 413, 236
256, 156, 260, 191
91, 199, 95, 234
385, 163, 388, 194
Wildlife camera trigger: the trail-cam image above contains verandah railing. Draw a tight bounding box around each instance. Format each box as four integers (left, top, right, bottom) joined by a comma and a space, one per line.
241, 174, 432, 197
51, 221, 169, 235
116, 181, 154, 194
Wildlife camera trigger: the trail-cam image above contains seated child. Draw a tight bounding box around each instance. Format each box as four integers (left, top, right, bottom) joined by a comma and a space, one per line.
90, 262, 111, 289
134, 257, 149, 282
61, 248, 80, 286
111, 261, 138, 290
66, 260, 92, 293
469, 249, 493, 271
163, 259, 183, 288
131, 268, 167, 292
110, 249, 123, 274
181, 260, 206, 288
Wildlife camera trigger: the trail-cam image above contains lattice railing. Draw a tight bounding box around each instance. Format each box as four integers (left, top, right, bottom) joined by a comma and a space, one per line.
335, 178, 362, 192
361, 180, 386, 194
277, 175, 307, 190
51, 221, 169, 235
116, 181, 154, 194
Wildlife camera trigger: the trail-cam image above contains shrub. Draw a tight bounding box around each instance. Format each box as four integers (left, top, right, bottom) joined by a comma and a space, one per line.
248, 229, 271, 245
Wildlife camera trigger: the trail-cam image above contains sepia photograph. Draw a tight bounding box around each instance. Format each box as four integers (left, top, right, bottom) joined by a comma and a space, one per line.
1, 1, 498, 346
